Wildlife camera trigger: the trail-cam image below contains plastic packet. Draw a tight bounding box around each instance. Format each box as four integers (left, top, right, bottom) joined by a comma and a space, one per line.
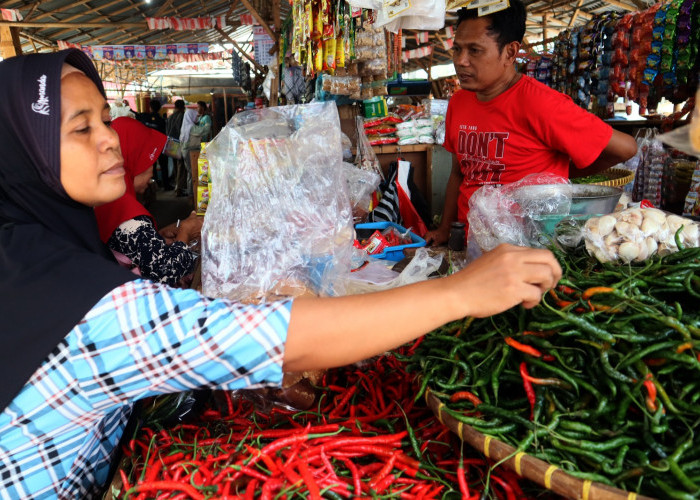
344, 247, 443, 294
201, 102, 355, 301
466, 173, 572, 256
354, 116, 384, 180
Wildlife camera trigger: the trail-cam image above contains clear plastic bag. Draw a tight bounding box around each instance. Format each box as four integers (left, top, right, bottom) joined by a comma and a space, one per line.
342, 161, 381, 221
467, 173, 571, 256
201, 102, 355, 301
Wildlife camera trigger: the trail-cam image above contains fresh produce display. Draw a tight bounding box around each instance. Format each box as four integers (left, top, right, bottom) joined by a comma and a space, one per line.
583, 207, 700, 262
403, 245, 700, 498
111, 355, 533, 499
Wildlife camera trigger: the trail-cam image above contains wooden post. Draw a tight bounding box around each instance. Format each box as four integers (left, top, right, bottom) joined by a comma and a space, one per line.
0, 26, 22, 59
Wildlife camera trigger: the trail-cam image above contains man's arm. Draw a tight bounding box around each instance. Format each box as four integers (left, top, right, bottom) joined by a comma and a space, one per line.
570, 129, 637, 179
283, 244, 562, 372
424, 154, 463, 246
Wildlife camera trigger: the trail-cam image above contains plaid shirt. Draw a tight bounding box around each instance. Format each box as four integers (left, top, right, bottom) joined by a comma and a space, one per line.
0, 280, 290, 499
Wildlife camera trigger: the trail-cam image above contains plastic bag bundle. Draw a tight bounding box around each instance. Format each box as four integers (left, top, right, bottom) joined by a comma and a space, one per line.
583, 208, 700, 263
341, 161, 382, 221
467, 174, 572, 254
201, 102, 355, 301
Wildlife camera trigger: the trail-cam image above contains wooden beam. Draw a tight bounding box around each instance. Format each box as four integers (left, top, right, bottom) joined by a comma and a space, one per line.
215, 27, 263, 73
0, 21, 144, 29
0, 25, 22, 58
569, 0, 585, 27
23, 1, 41, 21
601, 0, 637, 11
239, 0, 276, 42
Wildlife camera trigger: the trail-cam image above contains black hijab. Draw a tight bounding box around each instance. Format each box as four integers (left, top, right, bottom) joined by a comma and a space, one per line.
0, 49, 136, 411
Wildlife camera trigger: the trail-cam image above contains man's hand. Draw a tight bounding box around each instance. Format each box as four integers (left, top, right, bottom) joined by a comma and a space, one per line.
424, 225, 450, 246
445, 244, 562, 318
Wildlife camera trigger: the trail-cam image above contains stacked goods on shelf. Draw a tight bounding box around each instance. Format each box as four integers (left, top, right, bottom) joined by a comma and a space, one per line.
396, 118, 434, 146
355, 25, 389, 99
196, 142, 210, 215
363, 114, 401, 146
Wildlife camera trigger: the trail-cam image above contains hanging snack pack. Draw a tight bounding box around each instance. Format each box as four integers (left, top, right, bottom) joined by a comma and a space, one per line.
201, 102, 354, 302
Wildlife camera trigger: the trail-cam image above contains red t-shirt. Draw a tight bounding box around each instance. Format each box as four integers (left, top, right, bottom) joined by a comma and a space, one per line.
443, 75, 613, 223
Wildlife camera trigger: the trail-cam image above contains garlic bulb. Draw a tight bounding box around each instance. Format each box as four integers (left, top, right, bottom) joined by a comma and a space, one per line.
583, 208, 700, 264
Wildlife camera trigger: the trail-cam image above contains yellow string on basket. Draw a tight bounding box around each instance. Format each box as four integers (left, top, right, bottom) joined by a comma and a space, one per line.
483, 436, 492, 458
514, 452, 525, 476
582, 479, 592, 500
544, 465, 558, 489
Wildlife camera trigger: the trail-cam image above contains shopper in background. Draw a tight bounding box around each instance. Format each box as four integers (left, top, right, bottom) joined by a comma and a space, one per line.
0, 49, 562, 499
94, 116, 202, 286
425, 0, 638, 246
135, 99, 169, 191
165, 99, 186, 193
195, 100, 213, 142
179, 108, 200, 196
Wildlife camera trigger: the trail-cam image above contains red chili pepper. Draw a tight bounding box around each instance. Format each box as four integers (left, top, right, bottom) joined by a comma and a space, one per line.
129, 480, 204, 500
548, 289, 575, 308
244, 480, 258, 500
329, 385, 358, 418
556, 284, 579, 296
491, 474, 517, 500
581, 286, 616, 300
644, 358, 667, 367
643, 374, 658, 412
119, 469, 131, 492
342, 457, 362, 495
505, 337, 544, 358
449, 390, 482, 407
519, 362, 536, 420
676, 342, 693, 354
298, 455, 321, 500
369, 452, 398, 489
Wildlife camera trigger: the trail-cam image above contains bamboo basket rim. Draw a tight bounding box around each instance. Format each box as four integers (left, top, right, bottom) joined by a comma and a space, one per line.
424, 387, 656, 500
589, 168, 635, 188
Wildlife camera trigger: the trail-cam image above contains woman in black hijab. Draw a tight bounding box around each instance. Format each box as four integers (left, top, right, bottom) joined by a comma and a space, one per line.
0, 50, 560, 498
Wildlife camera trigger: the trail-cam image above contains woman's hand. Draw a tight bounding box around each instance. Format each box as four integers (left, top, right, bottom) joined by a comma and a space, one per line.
158, 211, 203, 245
443, 244, 563, 317
174, 211, 203, 244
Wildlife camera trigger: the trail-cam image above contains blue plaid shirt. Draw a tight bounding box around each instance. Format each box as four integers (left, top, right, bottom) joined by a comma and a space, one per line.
0, 279, 291, 499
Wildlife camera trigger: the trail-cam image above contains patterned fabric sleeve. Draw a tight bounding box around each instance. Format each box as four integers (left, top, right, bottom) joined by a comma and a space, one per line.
0, 279, 291, 499
108, 215, 197, 286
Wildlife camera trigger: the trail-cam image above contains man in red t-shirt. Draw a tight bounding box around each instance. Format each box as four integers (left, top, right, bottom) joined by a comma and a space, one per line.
425, 0, 637, 245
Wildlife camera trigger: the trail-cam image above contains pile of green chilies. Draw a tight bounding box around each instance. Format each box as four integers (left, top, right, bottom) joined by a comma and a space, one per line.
403, 246, 700, 499
114, 354, 536, 499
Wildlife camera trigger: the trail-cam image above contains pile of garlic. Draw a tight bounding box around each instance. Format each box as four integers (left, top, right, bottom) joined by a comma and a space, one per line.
583, 207, 700, 263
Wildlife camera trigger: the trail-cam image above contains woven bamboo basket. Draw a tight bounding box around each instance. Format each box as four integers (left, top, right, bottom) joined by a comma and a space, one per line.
424, 388, 656, 500
589, 168, 635, 188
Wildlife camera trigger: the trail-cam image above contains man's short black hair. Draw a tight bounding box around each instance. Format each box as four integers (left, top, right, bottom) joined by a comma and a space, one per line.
456, 0, 526, 50
149, 99, 161, 112
174, 99, 185, 111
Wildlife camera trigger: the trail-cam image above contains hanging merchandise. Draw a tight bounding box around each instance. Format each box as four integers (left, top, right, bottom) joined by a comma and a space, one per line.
374, 0, 446, 32
549, 1, 699, 117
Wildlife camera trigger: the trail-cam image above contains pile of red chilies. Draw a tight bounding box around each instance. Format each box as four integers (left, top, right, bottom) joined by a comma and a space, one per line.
117, 353, 538, 499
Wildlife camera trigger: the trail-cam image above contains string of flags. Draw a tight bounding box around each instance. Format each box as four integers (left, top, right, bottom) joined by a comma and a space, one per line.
0, 8, 22, 21
57, 40, 217, 62
145, 15, 227, 31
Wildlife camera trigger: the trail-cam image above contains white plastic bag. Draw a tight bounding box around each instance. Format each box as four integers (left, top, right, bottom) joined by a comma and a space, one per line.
201, 102, 355, 301
467, 173, 572, 256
